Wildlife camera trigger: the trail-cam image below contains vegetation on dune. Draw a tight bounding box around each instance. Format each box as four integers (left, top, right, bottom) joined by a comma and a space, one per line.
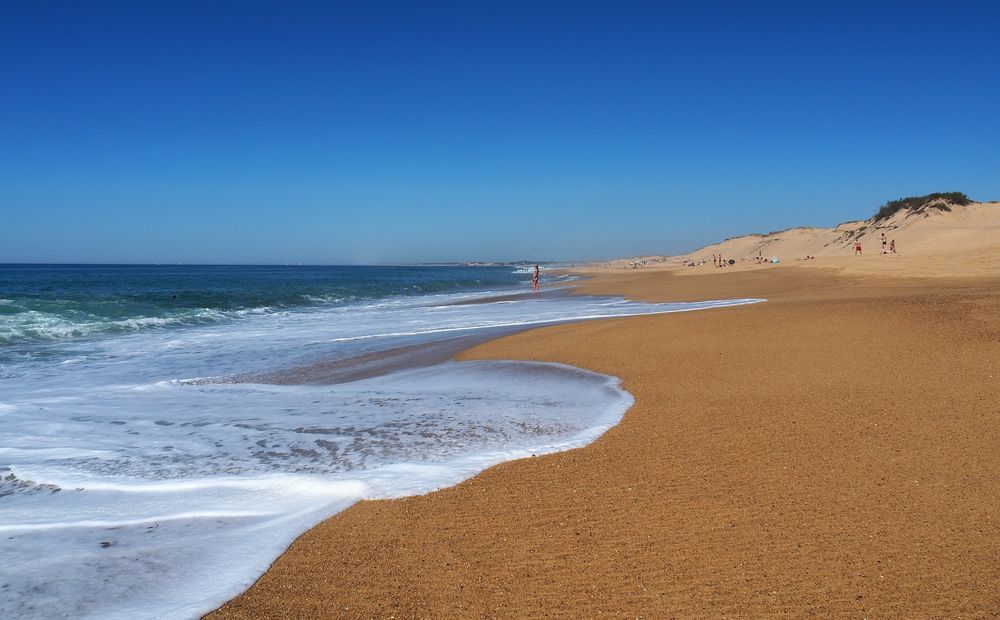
717, 191, 976, 254
873, 192, 973, 222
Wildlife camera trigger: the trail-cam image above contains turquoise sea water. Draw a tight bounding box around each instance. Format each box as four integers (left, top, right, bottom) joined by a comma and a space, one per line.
0, 264, 529, 348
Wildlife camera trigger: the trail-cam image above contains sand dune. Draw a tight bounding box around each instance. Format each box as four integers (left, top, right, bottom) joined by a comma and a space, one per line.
604, 199, 1000, 278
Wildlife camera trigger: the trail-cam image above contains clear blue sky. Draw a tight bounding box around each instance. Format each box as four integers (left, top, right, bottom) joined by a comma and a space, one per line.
2, 1, 998, 264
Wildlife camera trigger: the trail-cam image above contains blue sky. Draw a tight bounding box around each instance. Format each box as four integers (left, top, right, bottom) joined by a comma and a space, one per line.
2, 1, 998, 264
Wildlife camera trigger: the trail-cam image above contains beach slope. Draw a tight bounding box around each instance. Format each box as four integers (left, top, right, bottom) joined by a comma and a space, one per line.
210, 267, 999, 618
605, 198, 1000, 278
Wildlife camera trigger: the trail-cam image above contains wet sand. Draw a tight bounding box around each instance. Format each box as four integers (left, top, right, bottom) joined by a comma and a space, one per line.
210, 266, 999, 618
444, 284, 577, 306
227, 329, 523, 385
201, 289, 580, 385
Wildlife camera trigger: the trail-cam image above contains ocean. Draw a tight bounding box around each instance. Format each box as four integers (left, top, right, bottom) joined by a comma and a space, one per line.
0, 264, 762, 618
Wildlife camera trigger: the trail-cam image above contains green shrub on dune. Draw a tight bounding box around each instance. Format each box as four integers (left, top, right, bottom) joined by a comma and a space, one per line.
873, 192, 973, 222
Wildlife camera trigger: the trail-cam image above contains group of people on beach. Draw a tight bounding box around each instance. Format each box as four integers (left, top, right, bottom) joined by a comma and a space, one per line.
854, 233, 897, 255
712, 254, 732, 268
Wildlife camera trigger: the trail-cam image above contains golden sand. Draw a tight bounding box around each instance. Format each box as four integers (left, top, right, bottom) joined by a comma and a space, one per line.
210, 266, 999, 618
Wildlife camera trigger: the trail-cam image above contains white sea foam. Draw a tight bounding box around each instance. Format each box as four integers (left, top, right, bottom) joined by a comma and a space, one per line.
0, 289, 763, 619
0, 307, 233, 344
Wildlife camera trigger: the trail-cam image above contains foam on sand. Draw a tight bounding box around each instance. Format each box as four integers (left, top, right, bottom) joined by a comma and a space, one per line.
0, 289, 762, 619
1, 361, 634, 619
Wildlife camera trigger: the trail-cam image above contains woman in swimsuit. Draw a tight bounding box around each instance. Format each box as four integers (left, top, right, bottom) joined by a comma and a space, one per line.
532, 265, 540, 293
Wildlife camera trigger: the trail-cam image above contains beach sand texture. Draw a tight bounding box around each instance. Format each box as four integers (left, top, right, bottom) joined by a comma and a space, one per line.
210, 264, 999, 618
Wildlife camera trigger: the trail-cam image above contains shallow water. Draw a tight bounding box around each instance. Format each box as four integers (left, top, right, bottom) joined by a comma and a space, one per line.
0, 265, 763, 618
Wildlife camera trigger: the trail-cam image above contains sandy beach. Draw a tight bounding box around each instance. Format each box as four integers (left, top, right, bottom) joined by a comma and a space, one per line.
8, 6, 1000, 617
210, 261, 1000, 618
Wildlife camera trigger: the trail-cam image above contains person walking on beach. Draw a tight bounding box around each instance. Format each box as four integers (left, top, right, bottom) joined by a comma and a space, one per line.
854, 240, 863, 255
532, 265, 540, 293
881, 233, 888, 254
890, 239, 896, 254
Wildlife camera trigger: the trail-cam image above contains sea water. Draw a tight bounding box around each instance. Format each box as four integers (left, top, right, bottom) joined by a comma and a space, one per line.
0, 265, 762, 618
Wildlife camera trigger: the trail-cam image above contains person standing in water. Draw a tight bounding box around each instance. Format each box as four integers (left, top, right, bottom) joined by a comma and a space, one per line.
532, 264, 540, 293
